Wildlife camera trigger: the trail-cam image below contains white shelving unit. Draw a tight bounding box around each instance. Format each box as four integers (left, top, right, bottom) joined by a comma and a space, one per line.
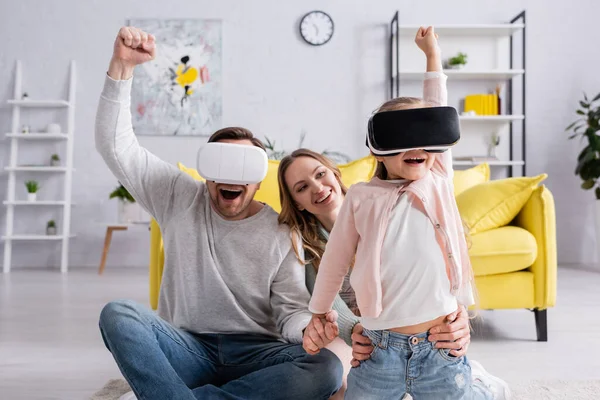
453, 160, 525, 167
398, 24, 525, 37
6, 133, 69, 140
398, 70, 524, 81
2, 60, 76, 273
389, 11, 526, 176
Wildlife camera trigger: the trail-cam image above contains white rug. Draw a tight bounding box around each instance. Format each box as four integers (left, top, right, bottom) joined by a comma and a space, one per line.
91, 378, 600, 399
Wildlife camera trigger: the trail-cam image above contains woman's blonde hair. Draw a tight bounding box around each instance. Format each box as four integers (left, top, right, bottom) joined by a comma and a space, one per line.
277, 149, 347, 269
373, 97, 432, 180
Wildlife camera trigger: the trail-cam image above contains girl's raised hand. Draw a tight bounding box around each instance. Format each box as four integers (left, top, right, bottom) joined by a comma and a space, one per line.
415, 26, 440, 57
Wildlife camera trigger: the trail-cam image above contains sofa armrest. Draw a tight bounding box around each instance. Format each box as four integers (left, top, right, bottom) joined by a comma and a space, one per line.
514, 185, 557, 309
149, 219, 164, 310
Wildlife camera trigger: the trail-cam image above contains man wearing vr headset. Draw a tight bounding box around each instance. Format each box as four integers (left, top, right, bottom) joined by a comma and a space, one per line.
95, 27, 342, 399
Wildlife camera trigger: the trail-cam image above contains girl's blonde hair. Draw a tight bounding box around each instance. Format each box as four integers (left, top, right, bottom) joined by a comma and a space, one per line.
277, 149, 348, 269
373, 97, 432, 180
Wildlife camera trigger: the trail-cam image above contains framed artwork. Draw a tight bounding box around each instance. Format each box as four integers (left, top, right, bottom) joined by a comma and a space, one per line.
129, 19, 222, 136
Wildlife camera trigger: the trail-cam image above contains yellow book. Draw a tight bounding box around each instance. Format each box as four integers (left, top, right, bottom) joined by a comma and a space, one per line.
479, 94, 487, 115
493, 94, 499, 115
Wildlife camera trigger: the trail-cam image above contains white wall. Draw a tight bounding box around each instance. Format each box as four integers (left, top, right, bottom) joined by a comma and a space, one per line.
0, 0, 598, 269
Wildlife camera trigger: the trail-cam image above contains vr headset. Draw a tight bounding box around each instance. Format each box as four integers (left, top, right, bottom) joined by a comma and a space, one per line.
366, 106, 460, 156
196, 142, 268, 185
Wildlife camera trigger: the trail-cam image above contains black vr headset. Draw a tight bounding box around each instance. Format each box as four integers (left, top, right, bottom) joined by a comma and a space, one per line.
366, 106, 461, 156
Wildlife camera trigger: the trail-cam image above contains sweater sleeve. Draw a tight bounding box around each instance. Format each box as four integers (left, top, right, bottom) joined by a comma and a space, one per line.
309, 190, 359, 314
95, 75, 202, 226
423, 72, 453, 179
271, 249, 313, 343
306, 264, 359, 347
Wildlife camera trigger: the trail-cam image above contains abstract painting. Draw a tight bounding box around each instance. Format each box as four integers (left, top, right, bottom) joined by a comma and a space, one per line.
129, 19, 222, 136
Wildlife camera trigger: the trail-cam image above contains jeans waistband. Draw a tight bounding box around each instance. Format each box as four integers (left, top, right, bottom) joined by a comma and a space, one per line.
363, 328, 433, 351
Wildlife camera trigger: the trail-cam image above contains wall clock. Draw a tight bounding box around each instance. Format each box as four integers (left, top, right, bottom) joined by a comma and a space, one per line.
299, 11, 334, 46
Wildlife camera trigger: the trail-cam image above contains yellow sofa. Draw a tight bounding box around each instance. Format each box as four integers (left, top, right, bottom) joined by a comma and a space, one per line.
149, 157, 557, 341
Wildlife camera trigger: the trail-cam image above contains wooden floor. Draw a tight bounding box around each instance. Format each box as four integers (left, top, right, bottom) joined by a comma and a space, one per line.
0, 266, 599, 399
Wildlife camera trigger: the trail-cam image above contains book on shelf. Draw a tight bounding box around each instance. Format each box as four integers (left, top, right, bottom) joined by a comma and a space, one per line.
463, 94, 499, 116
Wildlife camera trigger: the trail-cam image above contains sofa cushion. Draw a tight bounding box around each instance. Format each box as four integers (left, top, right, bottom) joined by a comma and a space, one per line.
457, 174, 547, 234
453, 163, 490, 196
339, 155, 377, 189
252, 160, 282, 212
470, 226, 538, 277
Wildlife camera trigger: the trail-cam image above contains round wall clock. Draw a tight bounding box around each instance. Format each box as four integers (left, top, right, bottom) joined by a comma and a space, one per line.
299, 11, 334, 46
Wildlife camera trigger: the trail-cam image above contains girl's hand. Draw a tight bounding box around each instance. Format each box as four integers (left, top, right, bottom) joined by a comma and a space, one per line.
350, 323, 374, 367
428, 305, 471, 357
415, 26, 440, 58
302, 311, 339, 355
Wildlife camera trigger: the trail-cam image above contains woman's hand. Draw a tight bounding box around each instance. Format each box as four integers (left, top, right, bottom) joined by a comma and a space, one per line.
302, 311, 339, 355
350, 323, 374, 367
428, 305, 471, 357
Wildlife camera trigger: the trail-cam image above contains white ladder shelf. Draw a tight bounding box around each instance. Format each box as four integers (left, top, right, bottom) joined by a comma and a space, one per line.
2, 60, 76, 273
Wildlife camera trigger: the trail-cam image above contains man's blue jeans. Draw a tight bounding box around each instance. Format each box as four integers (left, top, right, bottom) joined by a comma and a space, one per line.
99, 300, 342, 400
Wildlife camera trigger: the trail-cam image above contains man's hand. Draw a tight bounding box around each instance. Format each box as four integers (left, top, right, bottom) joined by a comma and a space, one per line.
428, 305, 471, 357
350, 323, 374, 367
108, 26, 156, 80
302, 311, 339, 355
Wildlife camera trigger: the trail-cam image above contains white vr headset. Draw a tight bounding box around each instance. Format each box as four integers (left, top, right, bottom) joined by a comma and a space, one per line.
196, 142, 268, 185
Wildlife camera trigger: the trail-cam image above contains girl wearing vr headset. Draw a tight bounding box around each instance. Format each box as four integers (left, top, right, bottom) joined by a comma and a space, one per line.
304, 27, 510, 399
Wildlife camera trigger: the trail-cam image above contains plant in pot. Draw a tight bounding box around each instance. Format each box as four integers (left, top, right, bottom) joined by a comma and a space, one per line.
25, 180, 39, 201
109, 183, 138, 223
566, 91, 600, 261
50, 154, 60, 166
445, 52, 468, 70
46, 220, 57, 235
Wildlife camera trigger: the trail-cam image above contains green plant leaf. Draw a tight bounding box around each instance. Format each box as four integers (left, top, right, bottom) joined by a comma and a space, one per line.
569, 133, 578, 139
584, 92, 589, 102
593, 92, 600, 102
596, 187, 600, 200
582, 179, 596, 190
580, 101, 590, 109
565, 120, 581, 131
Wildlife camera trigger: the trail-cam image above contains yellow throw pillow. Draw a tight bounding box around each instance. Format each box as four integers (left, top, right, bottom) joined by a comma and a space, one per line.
457, 174, 548, 234
453, 163, 490, 196
254, 160, 282, 212
339, 155, 377, 188
177, 162, 204, 181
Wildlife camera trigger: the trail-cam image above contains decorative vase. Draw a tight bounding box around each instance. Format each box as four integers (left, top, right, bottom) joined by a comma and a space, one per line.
46, 226, 57, 235
118, 200, 139, 223
47, 123, 61, 134
27, 193, 37, 202
50, 159, 60, 167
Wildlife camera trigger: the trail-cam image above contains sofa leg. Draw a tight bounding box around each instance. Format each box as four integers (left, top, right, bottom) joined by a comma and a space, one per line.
533, 309, 548, 342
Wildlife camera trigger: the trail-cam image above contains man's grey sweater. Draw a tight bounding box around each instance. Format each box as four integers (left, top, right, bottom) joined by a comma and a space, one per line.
95, 75, 311, 343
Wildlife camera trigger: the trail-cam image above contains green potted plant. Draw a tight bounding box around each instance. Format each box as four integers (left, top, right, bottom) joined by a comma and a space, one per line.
46, 220, 57, 235
50, 154, 60, 167
109, 183, 138, 223
566, 91, 600, 260
25, 180, 39, 202
446, 52, 468, 70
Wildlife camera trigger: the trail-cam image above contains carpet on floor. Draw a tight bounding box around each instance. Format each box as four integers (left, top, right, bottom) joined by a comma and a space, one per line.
91, 378, 600, 400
